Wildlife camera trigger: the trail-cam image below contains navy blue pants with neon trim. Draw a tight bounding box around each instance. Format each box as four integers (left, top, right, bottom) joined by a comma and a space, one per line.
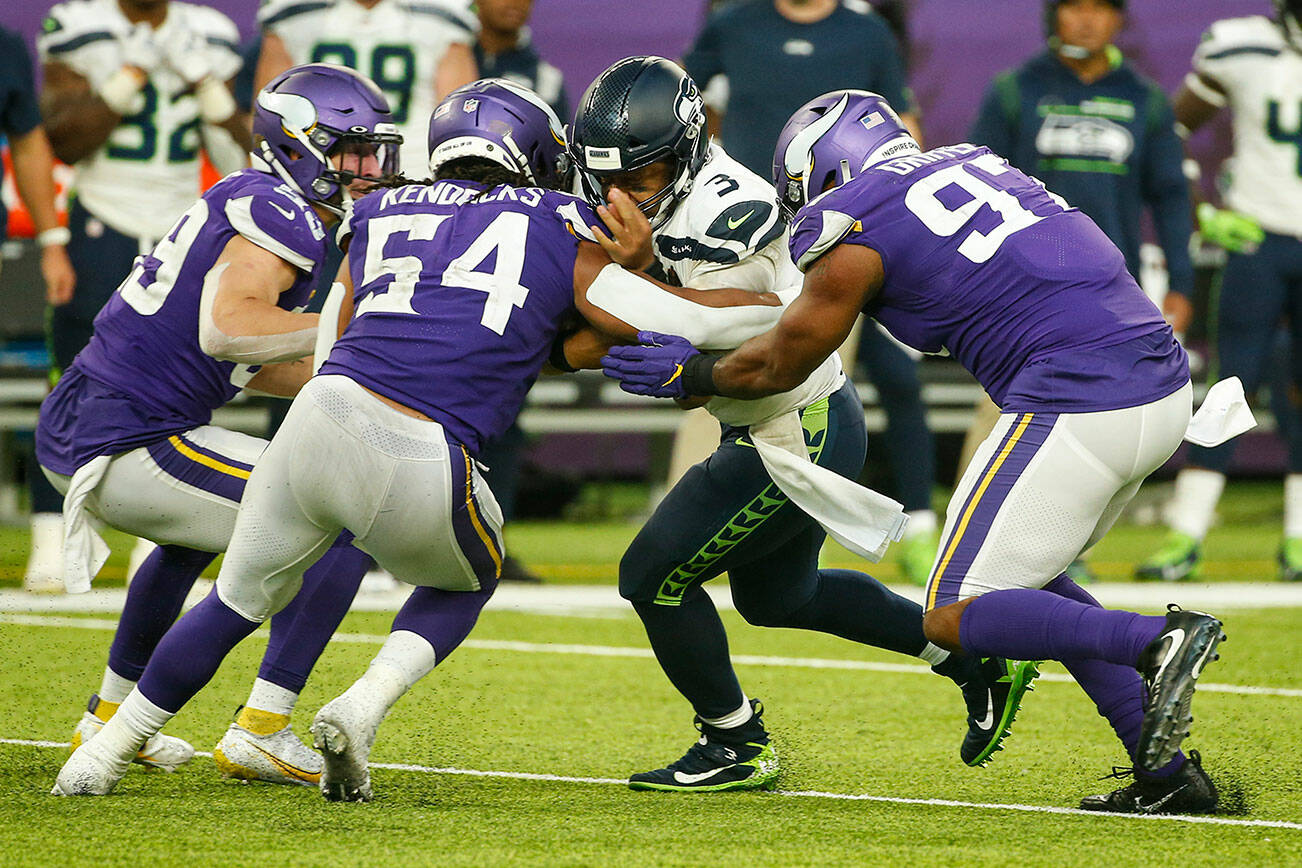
621, 381, 934, 719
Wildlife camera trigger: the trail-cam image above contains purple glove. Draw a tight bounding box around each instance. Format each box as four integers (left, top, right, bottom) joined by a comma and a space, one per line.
601, 331, 704, 399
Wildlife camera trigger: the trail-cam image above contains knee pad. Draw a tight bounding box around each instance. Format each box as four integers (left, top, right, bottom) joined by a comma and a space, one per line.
216, 569, 302, 623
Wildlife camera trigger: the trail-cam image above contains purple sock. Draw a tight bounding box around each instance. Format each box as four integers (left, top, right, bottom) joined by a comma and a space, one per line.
390, 576, 498, 661
136, 590, 261, 713
107, 545, 216, 681
258, 532, 370, 693
1043, 575, 1185, 777
958, 587, 1167, 668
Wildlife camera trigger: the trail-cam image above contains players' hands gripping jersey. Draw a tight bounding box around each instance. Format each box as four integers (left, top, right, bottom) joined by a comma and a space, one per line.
39, 0, 242, 240
650, 142, 842, 426
77, 170, 326, 425
1192, 15, 1302, 236
790, 144, 1186, 413
321, 182, 599, 453
260, 0, 478, 177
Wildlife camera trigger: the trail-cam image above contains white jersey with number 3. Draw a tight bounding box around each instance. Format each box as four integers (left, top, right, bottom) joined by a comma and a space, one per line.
259, 0, 478, 178
1192, 15, 1302, 235
652, 143, 843, 427
38, 0, 241, 241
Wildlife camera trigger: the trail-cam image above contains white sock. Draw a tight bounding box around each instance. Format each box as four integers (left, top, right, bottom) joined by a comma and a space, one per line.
340, 630, 438, 725
98, 668, 136, 704
917, 642, 950, 666
700, 697, 752, 729
1285, 474, 1302, 540
245, 678, 298, 717
1164, 468, 1225, 539
82, 688, 174, 773
903, 509, 938, 539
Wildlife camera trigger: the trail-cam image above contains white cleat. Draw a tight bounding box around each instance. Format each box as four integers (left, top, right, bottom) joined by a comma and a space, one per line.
213, 719, 322, 787
71, 694, 194, 772
311, 695, 378, 803
52, 744, 130, 796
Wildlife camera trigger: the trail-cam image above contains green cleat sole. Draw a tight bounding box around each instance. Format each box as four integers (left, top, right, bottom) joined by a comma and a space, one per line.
966, 660, 1040, 768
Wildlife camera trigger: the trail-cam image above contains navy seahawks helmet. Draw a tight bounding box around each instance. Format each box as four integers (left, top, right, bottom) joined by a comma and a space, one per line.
569, 56, 708, 228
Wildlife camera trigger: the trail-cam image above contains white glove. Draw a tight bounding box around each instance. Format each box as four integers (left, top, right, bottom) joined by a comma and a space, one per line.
162, 28, 215, 86
119, 22, 162, 73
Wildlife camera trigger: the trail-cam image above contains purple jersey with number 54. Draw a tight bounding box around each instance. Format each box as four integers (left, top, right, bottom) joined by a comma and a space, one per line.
37, 169, 328, 475
788, 144, 1188, 412
320, 181, 599, 454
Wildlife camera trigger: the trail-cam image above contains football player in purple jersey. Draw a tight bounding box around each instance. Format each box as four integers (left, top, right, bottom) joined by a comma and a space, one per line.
601, 90, 1229, 814
39, 63, 400, 788
53, 77, 787, 801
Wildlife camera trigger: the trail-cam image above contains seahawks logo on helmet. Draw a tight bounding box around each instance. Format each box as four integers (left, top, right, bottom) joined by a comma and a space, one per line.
672, 78, 705, 140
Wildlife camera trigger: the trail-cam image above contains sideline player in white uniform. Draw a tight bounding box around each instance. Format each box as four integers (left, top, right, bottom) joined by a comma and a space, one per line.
255, 0, 479, 177
32, 0, 248, 587
569, 57, 1033, 791
1137, 0, 1302, 583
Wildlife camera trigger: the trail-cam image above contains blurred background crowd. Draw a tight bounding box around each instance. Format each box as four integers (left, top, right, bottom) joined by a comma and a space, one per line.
0, 0, 1296, 590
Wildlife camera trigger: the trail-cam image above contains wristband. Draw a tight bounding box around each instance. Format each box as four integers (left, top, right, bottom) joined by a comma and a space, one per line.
548, 331, 578, 373
681, 353, 720, 396
99, 67, 147, 115
37, 227, 71, 248
196, 76, 237, 125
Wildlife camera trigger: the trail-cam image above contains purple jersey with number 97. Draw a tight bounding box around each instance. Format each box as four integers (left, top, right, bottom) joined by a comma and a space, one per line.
788, 144, 1188, 412
320, 181, 600, 454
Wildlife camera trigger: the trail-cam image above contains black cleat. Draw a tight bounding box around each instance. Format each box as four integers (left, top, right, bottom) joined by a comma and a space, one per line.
959, 657, 1040, 767
1136, 605, 1225, 771
1080, 750, 1218, 814
628, 699, 779, 792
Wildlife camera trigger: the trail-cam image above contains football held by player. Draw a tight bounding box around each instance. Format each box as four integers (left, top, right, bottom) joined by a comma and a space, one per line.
601, 90, 1230, 814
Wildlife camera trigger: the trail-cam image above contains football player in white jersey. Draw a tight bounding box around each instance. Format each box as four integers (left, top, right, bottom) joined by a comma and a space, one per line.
1137, 0, 1302, 583
32, 0, 249, 595
255, 0, 480, 177
568, 57, 1035, 791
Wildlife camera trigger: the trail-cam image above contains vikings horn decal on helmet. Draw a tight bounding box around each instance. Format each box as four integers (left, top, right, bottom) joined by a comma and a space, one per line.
569, 55, 709, 228
771, 90, 919, 215
427, 78, 571, 190
252, 63, 402, 215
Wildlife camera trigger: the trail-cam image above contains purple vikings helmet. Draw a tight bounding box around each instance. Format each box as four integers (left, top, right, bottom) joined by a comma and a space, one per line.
427, 78, 570, 189
253, 63, 401, 215
772, 90, 920, 216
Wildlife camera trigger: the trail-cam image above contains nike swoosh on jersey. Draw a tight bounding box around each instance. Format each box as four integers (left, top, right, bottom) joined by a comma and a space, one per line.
726, 209, 755, 230
270, 201, 297, 221
672, 764, 737, 785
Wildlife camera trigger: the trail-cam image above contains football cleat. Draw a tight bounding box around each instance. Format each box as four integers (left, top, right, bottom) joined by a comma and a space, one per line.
71, 693, 194, 772
311, 694, 379, 803
1135, 532, 1202, 582
1136, 605, 1225, 771
1080, 749, 1218, 814
960, 657, 1040, 767
52, 742, 132, 796
213, 707, 322, 787
897, 532, 940, 586
1278, 538, 1302, 582
628, 699, 779, 792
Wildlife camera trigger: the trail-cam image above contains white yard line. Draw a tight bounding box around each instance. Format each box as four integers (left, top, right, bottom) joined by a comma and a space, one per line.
4, 580, 1302, 617
2, 738, 1297, 831
3, 612, 1300, 698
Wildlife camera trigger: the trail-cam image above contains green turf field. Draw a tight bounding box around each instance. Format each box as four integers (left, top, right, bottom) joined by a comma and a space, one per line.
0, 481, 1299, 865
